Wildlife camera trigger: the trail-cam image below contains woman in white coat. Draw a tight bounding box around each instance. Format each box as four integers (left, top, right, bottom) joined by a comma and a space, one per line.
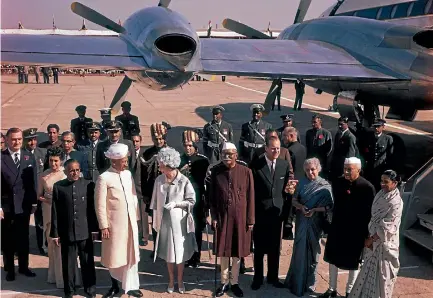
150, 147, 197, 294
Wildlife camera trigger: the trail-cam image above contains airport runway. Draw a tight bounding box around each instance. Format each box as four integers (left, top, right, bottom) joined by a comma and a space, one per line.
1, 75, 433, 297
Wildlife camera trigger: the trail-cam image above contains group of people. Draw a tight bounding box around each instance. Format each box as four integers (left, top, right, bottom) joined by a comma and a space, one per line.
16, 66, 59, 84
1, 101, 403, 298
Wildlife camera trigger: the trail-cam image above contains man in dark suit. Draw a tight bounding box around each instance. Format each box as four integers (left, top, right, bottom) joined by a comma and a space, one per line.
70, 105, 93, 142
51, 159, 98, 298
60, 131, 88, 178
23, 128, 48, 255
96, 120, 134, 173
1, 128, 38, 281
250, 136, 292, 290
77, 122, 102, 182
114, 101, 140, 140
131, 133, 149, 246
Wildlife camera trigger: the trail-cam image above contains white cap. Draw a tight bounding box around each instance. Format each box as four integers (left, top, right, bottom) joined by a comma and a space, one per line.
344, 157, 361, 166
222, 142, 237, 151
104, 143, 129, 160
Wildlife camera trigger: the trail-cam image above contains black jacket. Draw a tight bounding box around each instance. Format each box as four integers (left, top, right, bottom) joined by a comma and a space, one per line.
131, 146, 146, 199
50, 178, 98, 243
114, 114, 140, 140
287, 141, 307, 180
70, 117, 93, 141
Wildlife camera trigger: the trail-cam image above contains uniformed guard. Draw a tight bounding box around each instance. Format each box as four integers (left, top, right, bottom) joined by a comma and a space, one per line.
114, 101, 140, 140
305, 114, 333, 177
98, 108, 112, 142
77, 122, 102, 182
71, 105, 93, 142
363, 118, 394, 191
294, 79, 305, 111
239, 104, 272, 164
202, 105, 233, 163
179, 129, 210, 268
277, 114, 301, 144
271, 79, 282, 111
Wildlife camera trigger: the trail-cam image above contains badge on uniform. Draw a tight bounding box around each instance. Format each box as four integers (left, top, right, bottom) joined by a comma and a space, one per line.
223, 129, 228, 135
318, 134, 324, 139
39, 159, 44, 166
261, 129, 265, 135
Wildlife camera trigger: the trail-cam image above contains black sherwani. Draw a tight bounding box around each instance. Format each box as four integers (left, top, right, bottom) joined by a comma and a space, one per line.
324, 176, 375, 270
1, 149, 37, 272
250, 156, 291, 283
50, 178, 98, 295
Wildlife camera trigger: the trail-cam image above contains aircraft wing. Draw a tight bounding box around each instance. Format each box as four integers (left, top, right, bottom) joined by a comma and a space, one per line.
200, 39, 409, 81
1, 34, 148, 70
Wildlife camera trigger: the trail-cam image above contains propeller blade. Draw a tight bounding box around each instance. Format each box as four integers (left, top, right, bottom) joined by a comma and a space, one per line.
158, 0, 171, 8
222, 18, 272, 39
109, 76, 133, 114
71, 2, 126, 33
293, 0, 312, 24
262, 79, 280, 116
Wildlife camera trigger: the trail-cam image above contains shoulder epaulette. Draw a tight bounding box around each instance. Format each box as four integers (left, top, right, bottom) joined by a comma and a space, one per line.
236, 160, 248, 166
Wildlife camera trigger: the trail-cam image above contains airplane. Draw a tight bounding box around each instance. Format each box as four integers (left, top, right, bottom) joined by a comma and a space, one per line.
1, 0, 433, 128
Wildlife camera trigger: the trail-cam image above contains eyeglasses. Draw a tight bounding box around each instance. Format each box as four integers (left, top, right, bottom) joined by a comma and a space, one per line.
62, 140, 73, 143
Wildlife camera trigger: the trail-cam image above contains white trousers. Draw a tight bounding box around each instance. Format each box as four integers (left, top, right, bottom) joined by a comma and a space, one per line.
329, 264, 359, 293
220, 257, 240, 285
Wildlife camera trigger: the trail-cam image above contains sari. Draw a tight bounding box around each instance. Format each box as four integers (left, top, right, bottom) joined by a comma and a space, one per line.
349, 188, 403, 298
285, 176, 333, 297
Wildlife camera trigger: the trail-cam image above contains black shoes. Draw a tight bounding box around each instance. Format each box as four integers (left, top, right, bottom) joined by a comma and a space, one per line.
231, 284, 244, 297
216, 283, 230, 297
126, 289, 143, 297
239, 259, 246, 274
251, 280, 263, 290
84, 287, 96, 298
102, 286, 120, 298
18, 268, 36, 277
319, 289, 337, 298
270, 281, 285, 288
5, 272, 15, 281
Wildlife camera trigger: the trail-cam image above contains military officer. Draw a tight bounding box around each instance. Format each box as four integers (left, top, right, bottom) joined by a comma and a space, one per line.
203, 106, 233, 163
179, 129, 210, 267
77, 122, 102, 182
239, 104, 272, 164
70, 105, 93, 142
98, 108, 112, 142
277, 114, 301, 144
114, 101, 140, 140
363, 118, 394, 191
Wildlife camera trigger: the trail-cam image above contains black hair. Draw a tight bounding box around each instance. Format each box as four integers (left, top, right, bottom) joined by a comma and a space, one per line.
64, 159, 80, 169
47, 124, 60, 132
6, 127, 22, 136
383, 169, 401, 183
47, 147, 63, 157
338, 117, 349, 123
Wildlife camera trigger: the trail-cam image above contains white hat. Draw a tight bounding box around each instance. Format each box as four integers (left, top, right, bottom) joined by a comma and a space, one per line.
344, 157, 361, 166
222, 142, 237, 151
104, 143, 129, 160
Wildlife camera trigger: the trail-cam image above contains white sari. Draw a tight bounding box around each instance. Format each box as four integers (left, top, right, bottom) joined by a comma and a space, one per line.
349, 188, 403, 298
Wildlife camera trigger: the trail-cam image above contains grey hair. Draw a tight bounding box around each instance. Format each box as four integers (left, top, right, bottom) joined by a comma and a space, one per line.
61, 131, 75, 141
157, 147, 181, 169
303, 157, 322, 173
284, 126, 298, 137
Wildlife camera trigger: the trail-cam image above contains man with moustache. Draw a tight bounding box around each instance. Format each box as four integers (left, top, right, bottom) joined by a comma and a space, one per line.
250, 136, 292, 290
203, 106, 233, 163
77, 122, 102, 182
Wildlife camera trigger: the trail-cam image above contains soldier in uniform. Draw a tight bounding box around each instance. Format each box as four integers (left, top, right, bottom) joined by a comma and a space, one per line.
52, 67, 59, 84
114, 101, 140, 140
330, 117, 359, 183
98, 108, 112, 142
239, 104, 272, 164
305, 115, 333, 177
202, 106, 233, 163
179, 129, 210, 267
95, 121, 134, 174
363, 118, 394, 191
276, 114, 301, 144
271, 79, 282, 111
23, 128, 48, 255
77, 122, 102, 182
293, 79, 305, 111
71, 105, 92, 142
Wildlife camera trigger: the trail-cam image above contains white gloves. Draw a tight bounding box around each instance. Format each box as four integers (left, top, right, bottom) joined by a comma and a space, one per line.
164, 202, 177, 210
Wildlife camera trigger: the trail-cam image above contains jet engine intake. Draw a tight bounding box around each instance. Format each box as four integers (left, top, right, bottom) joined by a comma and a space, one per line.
154, 33, 196, 70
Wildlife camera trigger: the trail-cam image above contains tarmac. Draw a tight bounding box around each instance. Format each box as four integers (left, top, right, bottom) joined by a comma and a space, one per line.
1, 74, 433, 297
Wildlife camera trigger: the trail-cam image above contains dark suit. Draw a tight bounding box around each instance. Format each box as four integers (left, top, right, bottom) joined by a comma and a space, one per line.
96, 139, 134, 173
250, 156, 291, 283
77, 139, 100, 182
50, 178, 97, 296
330, 129, 358, 181
1, 149, 37, 272
70, 117, 92, 142
250, 146, 294, 179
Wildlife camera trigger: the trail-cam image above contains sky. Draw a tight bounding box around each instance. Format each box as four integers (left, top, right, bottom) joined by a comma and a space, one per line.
1, 0, 337, 30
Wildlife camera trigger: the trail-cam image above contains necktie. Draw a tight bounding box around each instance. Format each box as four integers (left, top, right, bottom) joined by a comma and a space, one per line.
14, 153, 20, 168
270, 161, 275, 179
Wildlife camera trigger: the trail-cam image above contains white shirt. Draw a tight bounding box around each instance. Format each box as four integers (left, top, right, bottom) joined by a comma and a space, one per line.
264, 155, 276, 173
135, 149, 140, 158
8, 148, 20, 162
376, 133, 382, 138
341, 128, 349, 135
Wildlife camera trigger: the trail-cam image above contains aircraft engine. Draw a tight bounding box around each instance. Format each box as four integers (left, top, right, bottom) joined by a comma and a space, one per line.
122, 7, 200, 90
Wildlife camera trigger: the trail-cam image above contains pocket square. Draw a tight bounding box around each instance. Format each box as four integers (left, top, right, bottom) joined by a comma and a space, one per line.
280, 177, 284, 179
27, 164, 33, 167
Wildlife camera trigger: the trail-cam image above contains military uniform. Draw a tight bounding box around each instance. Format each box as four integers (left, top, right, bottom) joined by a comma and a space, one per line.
203, 121, 233, 163
239, 120, 272, 164
114, 101, 140, 140
77, 122, 102, 182
71, 105, 92, 142
98, 108, 112, 142
277, 114, 301, 144
305, 127, 333, 172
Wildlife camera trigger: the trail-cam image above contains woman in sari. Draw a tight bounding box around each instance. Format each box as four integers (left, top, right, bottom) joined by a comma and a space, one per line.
349, 170, 403, 298
284, 158, 333, 297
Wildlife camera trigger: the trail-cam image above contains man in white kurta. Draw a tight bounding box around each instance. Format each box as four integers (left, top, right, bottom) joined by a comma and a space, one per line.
95, 143, 142, 297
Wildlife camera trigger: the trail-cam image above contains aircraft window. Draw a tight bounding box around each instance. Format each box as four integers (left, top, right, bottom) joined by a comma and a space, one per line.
356, 8, 379, 19
426, 0, 433, 14
392, 3, 411, 18
413, 30, 433, 49
376, 7, 383, 19
407, 2, 414, 16
353, 11, 358, 16
410, 0, 428, 16
379, 6, 393, 20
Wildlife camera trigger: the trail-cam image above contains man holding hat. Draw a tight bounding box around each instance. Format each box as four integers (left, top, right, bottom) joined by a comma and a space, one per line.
203, 106, 233, 163
320, 157, 375, 298
77, 122, 102, 182
115, 101, 140, 141
363, 118, 394, 191
208, 142, 255, 297
95, 143, 142, 298
330, 117, 358, 182
239, 104, 272, 164
179, 129, 210, 267
96, 120, 134, 174
70, 105, 92, 142
98, 108, 112, 142
23, 128, 48, 255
